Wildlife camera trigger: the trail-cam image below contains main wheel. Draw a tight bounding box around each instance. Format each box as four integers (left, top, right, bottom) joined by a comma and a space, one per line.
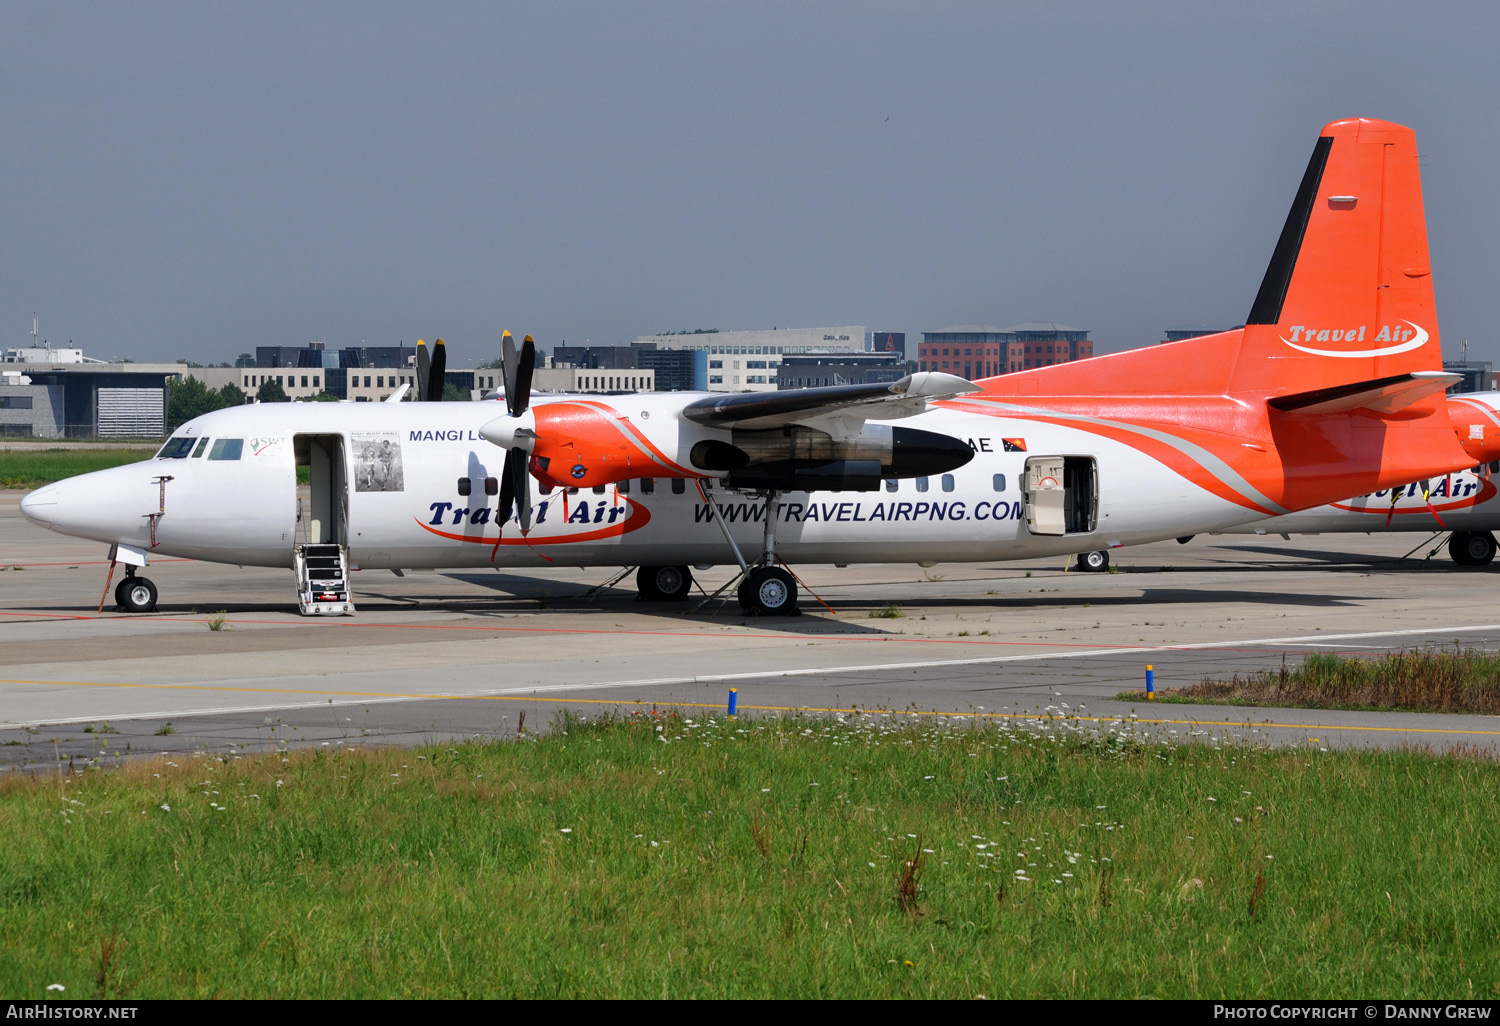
118, 576, 158, 613
741, 566, 798, 616
113, 577, 132, 609
1450, 531, 1497, 567
1078, 549, 1109, 572
637, 564, 693, 601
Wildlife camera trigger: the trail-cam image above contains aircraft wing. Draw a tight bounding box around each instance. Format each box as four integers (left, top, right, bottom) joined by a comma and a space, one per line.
681, 372, 978, 431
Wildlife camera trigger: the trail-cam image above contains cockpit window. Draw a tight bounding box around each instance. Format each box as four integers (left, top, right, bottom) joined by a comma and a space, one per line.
156, 437, 195, 459
207, 438, 244, 461
192, 438, 211, 458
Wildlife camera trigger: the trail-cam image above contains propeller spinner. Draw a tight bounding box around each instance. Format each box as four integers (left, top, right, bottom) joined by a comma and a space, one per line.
479, 332, 538, 532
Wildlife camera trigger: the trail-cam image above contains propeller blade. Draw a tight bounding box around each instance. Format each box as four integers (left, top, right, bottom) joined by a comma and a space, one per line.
515, 335, 536, 416
497, 449, 517, 528
512, 450, 533, 532
427, 338, 447, 402
501, 331, 519, 416
415, 339, 430, 403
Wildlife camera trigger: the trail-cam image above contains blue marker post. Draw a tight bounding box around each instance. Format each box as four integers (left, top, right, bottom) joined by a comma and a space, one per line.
727, 689, 738, 717
1146, 664, 1155, 701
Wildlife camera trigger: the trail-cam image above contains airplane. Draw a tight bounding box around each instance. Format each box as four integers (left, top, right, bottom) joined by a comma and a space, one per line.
1202, 391, 1500, 565
18, 117, 1479, 618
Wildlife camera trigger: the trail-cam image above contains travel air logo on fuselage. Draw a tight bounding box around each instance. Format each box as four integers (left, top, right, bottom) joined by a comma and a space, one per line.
1281, 321, 1428, 359
414, 493, 651, 546
1332, 473, 1496, 515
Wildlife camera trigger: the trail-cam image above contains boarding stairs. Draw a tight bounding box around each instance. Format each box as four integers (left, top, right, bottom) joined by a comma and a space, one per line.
295, 543, 355, 616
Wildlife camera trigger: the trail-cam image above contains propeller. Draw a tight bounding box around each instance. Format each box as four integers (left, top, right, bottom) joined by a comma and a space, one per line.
479, 331, 538, 532
415, 339, 430, 401
427, 337, 447, 402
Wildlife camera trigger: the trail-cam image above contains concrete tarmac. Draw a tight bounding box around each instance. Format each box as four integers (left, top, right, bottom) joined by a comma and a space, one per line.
3, 487, 1497, 770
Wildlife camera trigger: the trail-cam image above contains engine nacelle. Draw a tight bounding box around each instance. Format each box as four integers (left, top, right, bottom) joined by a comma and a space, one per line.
691, 425, 973, 492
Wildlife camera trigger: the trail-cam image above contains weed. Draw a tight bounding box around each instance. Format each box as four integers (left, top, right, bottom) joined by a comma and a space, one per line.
896, 836, 924, 917
751, 812, 771, 860
1123, 646, 1500, 714
868, 604, 905, 619
1106, 565, 1120, 574
1248, 865, 1266, 919
205, 610, 229, 632
94, 928, 119, 1000
154, 723, 175, 736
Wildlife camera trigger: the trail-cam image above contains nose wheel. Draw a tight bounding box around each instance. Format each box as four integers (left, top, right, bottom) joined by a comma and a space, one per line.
114, 573, 158, 613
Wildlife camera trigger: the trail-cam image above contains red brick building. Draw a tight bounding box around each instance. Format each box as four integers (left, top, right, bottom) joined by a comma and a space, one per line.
917, 322, 1094, 379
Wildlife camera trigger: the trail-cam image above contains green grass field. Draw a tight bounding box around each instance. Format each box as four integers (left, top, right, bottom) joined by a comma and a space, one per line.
2, 712, 1496, 999
0, 448, 157, 489
1120, 649, 1500, 714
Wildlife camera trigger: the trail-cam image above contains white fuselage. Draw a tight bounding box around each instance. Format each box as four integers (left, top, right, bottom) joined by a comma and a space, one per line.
20, 395, 1284, 571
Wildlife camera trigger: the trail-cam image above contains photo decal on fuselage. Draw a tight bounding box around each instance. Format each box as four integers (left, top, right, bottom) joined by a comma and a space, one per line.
352, 432, 405, 492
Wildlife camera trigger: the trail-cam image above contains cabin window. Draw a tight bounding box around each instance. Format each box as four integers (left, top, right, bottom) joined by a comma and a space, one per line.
207, 439, 244, 461
457, 477, 472, 496
941, 474, 955, 492
592, 485, 605, 495
618, 480, 630, 495
192, 438, 211, 458
992, 474, 1006, 492
640, 478, 655, 494
484, 477, 498, 496
884, 479, 898, 493
670, 478, 686, 494
915, 476, 929, 493
156, 437, 195, 459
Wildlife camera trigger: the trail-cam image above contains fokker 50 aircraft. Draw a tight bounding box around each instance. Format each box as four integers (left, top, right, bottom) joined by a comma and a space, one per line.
1212, 391, 1500, 565
20, 118, 1478, 616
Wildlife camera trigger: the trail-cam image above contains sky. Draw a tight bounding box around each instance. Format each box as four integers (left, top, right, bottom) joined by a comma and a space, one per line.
2, 1, 1496, 368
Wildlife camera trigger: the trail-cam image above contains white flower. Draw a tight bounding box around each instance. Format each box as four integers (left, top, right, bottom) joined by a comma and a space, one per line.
560, 828, 573, 834
47, 984, 64, 992
159, 803, 170, 812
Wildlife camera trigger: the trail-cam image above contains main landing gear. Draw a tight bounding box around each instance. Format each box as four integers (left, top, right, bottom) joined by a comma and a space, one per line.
1449, 531, 1498, 567
114, 569, 159, 613
637, 564, 694, 602
1075, 549, 1110, 573
735, 490, 799, 616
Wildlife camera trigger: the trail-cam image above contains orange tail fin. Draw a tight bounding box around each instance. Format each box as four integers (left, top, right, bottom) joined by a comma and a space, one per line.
1232, 117, 1440, 393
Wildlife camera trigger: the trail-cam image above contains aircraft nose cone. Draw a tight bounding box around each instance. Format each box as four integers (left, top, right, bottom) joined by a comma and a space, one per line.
19, 484, 58, 528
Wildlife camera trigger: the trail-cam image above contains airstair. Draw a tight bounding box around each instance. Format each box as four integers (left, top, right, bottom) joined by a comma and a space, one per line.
295, 543, 354, 616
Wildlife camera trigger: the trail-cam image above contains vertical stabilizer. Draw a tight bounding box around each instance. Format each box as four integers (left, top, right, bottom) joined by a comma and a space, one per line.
1232, 118, 1440, 394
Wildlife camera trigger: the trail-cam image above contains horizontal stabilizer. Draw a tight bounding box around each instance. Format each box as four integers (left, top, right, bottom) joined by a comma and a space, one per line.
1267, 371, 1460, 415
683, 372, 978, 430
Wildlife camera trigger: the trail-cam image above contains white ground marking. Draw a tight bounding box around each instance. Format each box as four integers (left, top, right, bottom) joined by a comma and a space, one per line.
6, 621, 1499, 729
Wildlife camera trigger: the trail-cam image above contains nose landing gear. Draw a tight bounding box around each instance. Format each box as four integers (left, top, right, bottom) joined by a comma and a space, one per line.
114, 569, 159, 613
